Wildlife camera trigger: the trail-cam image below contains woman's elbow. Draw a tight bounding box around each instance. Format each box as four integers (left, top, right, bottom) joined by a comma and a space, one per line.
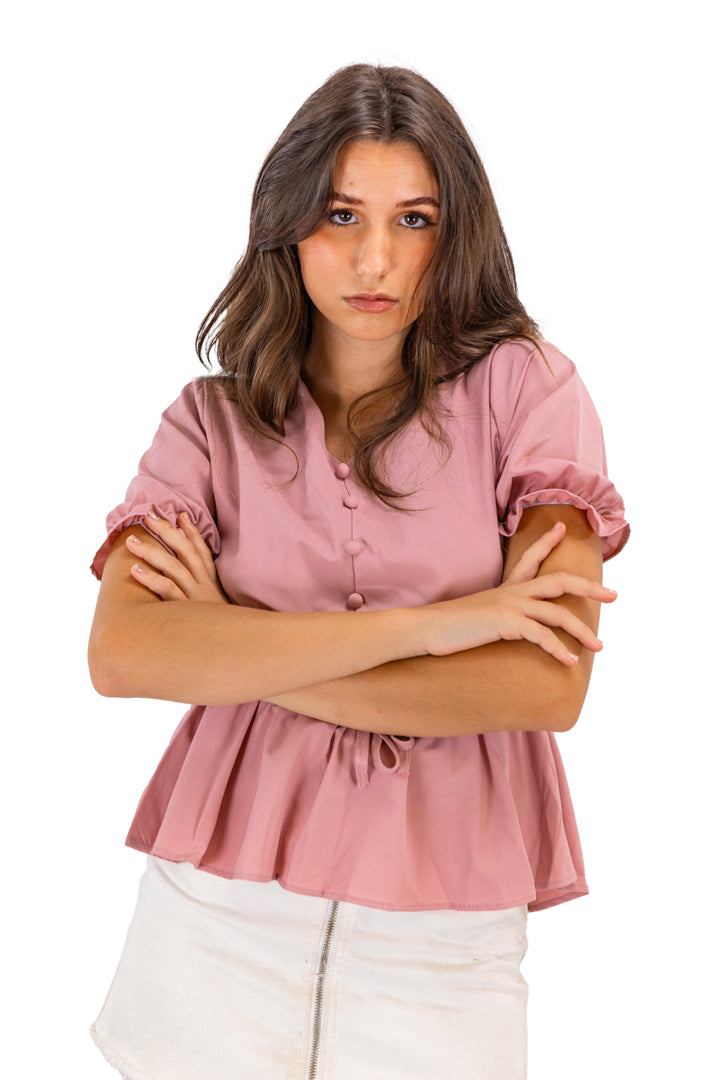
550, 703, 581, 733
546, 670, 591, 732
87, 627, 137, 698
517, 654, 592, 733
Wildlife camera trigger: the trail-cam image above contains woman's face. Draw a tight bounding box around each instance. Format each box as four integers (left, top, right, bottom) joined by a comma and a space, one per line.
297, 140, 440, 350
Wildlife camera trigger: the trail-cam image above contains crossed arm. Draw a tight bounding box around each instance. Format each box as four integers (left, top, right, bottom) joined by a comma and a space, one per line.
88, 503, 614, 736
266, 506, 607, 734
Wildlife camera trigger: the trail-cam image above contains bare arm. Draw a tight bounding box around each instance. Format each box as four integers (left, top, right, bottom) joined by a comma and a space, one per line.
267, 505, 605, 735
89, 520, 419, 703
88, 506, 612, 716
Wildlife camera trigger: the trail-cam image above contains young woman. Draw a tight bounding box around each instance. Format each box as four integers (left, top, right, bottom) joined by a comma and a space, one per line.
88, 64, 629, 1080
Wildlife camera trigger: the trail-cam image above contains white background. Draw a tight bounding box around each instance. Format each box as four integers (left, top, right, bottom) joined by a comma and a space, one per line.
2, 1, 716, 1076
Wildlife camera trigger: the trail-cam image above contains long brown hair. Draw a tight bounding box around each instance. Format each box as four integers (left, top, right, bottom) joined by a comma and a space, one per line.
197, 64, 539, 502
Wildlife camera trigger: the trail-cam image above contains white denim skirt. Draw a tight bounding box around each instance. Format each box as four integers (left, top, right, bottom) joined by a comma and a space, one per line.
91, 856, 528, 1080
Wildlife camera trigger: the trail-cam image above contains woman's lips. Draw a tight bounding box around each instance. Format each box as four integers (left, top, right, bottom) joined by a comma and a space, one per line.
343, 294, 399, 313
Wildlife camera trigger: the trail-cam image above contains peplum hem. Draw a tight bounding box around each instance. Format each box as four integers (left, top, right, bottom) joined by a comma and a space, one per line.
122, 844, 588, 914
124, 702, 589, 915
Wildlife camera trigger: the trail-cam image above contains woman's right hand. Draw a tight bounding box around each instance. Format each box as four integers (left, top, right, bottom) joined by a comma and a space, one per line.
417, 522, 616, 665
125, 511, 230, 606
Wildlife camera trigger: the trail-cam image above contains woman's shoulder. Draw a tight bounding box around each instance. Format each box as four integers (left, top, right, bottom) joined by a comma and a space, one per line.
481, 336, 576, 387
156, 375, 244, 438
170, 374, 237, 412
451, 337, 578, 415
442, 336, 570, 392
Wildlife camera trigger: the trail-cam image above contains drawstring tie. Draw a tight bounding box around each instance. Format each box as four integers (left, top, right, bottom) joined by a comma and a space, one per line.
354, 731, 416, 789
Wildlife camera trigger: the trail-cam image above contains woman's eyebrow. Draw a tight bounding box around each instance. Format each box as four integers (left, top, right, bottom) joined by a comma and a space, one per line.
332, 191, 440, 209
396, 197, 440, 209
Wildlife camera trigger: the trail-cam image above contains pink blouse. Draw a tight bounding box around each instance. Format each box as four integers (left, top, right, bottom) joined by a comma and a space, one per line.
92, 339, 629, 913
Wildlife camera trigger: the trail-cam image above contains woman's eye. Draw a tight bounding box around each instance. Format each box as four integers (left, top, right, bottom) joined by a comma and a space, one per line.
327, 208, 435, 229
400, 212, 432, 229
329, 209, 357, 226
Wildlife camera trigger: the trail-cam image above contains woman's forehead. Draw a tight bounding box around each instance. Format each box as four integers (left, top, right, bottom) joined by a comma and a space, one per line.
332, 140, 439, 201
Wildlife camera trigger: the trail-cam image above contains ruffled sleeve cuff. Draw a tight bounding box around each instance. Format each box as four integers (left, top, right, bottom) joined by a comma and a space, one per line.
500, 487, 629, 560
492, 342, 630, 561
90, 381, 221, 579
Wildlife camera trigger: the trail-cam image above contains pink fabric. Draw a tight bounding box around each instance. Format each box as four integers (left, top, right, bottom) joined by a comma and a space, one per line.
91, 339, 629, 913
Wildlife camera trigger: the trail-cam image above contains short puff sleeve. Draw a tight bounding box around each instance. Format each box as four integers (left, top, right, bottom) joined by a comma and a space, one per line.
91, 380, 221, 579
493, 342, 629, 560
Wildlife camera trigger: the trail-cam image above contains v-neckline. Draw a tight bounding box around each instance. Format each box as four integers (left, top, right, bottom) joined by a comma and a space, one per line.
297, 376, 353, 466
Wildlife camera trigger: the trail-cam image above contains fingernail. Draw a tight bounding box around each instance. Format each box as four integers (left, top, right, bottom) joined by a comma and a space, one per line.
132, 564, 145, 574
568, 652, 579, 662
128, 535, 141, 544
147, 510, 159, 520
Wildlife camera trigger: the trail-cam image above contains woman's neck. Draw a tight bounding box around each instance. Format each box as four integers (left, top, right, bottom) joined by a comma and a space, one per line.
302, 320, 406, 459
302, 320, 405, 414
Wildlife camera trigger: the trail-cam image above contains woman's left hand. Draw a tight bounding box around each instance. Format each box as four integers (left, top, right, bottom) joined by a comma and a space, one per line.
126, 511, 229, 604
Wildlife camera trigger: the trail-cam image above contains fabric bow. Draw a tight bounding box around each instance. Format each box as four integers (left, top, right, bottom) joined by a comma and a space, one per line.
354, 730, 416, 789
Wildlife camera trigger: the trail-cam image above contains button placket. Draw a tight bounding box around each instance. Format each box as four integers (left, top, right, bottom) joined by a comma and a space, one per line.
334, 463, 365, 610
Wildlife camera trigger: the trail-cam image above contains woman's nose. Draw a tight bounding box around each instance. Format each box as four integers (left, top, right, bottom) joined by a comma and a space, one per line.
355, 227, 391, 279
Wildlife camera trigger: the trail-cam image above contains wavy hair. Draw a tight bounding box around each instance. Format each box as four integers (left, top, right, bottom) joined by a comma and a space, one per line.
197, 64, 539, 502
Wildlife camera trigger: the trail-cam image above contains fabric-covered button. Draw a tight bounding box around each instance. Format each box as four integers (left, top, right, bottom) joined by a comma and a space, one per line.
343, 494, 359, 509
334, 462, 350, 479
347, 592, 364, 609
345, 540, 363, 556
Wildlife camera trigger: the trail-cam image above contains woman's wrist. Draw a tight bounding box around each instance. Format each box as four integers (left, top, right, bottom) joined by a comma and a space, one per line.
372, 605, 430, 663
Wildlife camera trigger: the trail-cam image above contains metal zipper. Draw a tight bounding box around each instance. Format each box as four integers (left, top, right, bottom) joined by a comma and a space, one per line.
304, 900, 340, 1080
